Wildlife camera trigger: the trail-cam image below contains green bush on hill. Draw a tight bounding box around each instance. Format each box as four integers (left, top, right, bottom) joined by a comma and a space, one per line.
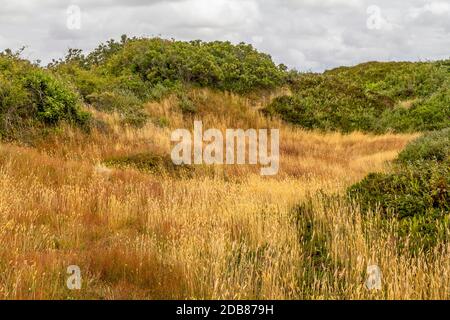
348, 161, 449, 219
348, 129, 450, 251
3, 38, 448, 137
377, 83, 450, 132
263, 73, 394, 132
51, 37, 287, 97
0, 52, 89, 139
50, 36, 287, 127
326, 61, 448, 100
102, 38, 286, 94
397, 128, 450, 164
264, 60, 450, 133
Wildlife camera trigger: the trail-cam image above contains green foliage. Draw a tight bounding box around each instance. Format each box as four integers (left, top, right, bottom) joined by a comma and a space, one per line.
348, 161, 449, 251
52, 37, 286, 100
348, 161, 449, 219
397, 212, 449, 253
378, 84, 450, 132
263, 74, 394, 132
397, 128, 450, 164
148, 82, 182, 101
86, 90, 148, 128
153, 116, 170, 128
291, 196, 348, 295
48, 36, 130, 70
292, 201, 332, 270
0, 53, 89, 139
348, 130, 450, 251
265, 61, 450, 133
104, 38, 286, 93
24, 71, 88, 125
50, 37, 286, 127
326, 61, 448, 100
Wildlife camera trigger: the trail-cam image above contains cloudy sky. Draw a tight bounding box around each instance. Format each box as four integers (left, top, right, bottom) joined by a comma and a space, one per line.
0, 0, 449, 71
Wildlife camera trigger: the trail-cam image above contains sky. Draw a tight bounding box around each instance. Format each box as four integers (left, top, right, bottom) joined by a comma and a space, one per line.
0, 0, 449, 72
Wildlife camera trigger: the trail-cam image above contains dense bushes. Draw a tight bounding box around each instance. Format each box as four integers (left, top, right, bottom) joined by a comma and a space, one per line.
348, 161, 449, 219
378, 83, 450, 132
348, 161, 449, 251
348, 129, 450, 251
0, 53, 89, 139
52, 37, 286, 98
397, 128, 450, 163
2, 37, 448, 138
100, 38, 286, 94
326, 61, 448, 100
48, 38, 449, 135
24, 71, 88, 125
264, 61, 450, 133
263, 74, 393, 132
50, 36, 287, 127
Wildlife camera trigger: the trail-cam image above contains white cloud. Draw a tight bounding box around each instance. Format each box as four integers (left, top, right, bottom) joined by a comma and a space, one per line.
167, 0, 260, 28
410, 1, 450, 17
0, 0, 448, 71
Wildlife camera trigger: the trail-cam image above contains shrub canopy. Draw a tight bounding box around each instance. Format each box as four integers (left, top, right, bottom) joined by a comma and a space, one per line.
264, 60, 450, 133
0, 53, 89, 139
348, 129, 450, 251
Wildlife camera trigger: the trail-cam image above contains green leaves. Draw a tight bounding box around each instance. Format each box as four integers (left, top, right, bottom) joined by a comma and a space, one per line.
264, 60, 450, 134
0, 54, 89, 139
347, 131, 450, 252
81, 37, 286, 94
397, 128, 450, 164
263, 74, 389, 132
49, 37, 287, 129
25, 71, 79, 124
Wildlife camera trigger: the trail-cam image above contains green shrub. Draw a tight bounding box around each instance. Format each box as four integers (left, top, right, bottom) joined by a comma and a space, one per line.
348, 161, 449, 251
263, 74, 393, 132
50, 63, 108, 99
266, 61, 449, 133
51, 37, 286, 127
107, 38, 286, 93
0, 54, 89, 139
397, 212, 450, 253
292, 201, 332, 270
153, 116, 170, 128
119, 110, 149, 128
148, 82, 182, 101
397, 128, 450, 164
85, 89, 149, 128
177, 94, 197, 115
348, 129, 450, 251
24, 71, 89, 125
86, 91, 140, 113
53, 37, 287, 99
291, 196, 350, 294
326, 61, 448, 100
378, 84, 450, 133
348, 161, 449, 219
349, 127, 449, 208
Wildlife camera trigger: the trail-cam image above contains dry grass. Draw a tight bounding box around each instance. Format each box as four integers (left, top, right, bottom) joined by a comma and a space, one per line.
1, 89, 445, 300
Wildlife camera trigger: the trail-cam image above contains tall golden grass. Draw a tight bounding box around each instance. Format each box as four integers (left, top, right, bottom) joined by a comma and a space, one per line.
1, 89, 446, 300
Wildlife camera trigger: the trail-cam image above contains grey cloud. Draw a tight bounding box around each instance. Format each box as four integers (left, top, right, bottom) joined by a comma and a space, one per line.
0, 0, 448, 71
